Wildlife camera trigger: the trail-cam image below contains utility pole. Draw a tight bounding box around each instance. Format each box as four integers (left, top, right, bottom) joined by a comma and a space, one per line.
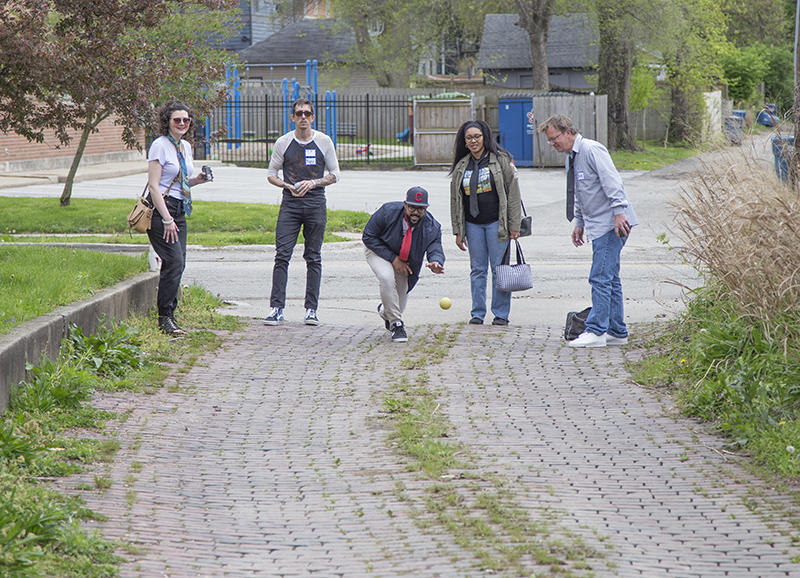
792, 0, 800, 190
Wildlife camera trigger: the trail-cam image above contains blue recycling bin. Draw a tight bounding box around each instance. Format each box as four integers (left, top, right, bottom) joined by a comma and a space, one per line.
771, 136, 795, 181
724, 116, 743, 145
732, 110, 746, 120
765, 103, 778, 115
757, 110, 777, 127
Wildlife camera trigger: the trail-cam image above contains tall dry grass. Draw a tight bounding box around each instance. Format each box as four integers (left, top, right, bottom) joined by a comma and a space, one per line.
673, 146, 800, 346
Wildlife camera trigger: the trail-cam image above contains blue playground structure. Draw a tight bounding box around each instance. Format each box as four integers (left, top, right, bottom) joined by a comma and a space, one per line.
208, 60, 347, 155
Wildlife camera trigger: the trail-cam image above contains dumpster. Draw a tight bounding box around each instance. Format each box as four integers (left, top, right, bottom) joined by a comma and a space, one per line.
771, 136, 795, 181
498, 97, 534, 166
724, 116, 743, 145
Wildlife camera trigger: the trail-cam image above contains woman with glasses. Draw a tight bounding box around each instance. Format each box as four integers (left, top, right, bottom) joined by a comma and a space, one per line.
449, 120, 522, 326
146, 101, 212, 336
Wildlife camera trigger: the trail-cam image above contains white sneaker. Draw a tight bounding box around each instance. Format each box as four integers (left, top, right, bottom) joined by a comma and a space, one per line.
304, 309, 320, 326
606, 334, 628, 346
568, 331, 607, 348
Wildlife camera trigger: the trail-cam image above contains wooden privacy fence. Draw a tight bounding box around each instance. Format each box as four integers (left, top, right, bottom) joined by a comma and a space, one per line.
526, 93, 607, 168
413, 98, 473, 165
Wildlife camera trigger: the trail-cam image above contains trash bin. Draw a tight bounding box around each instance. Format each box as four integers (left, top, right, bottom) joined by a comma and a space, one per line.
724, 116, 743, 145
732, 110, 746, 120
757, 110, 777, 127
765, 103, 778, 115
771, 136, 795, 181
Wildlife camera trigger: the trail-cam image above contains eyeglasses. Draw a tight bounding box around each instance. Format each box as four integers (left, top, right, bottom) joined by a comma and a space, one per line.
293, 110, 314, 117
406, 205, 427, 214
465, 134, 483, 142
172, 117, 191, 125
547, 131, 565, 144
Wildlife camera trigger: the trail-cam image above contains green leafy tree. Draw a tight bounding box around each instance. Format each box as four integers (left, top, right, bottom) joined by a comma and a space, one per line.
56, 1, 241, 206
721, 43, 770, 105
0, 1, 239, 206
659, 0, 729, 142
723, 0, 787, 46
763, 44, 793, 112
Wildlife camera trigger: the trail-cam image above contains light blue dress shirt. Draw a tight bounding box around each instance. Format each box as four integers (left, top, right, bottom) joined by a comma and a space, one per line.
568, 134, 638, 241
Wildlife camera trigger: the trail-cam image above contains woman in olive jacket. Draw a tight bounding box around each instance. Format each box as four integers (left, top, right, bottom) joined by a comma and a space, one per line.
449, 120, 522, 326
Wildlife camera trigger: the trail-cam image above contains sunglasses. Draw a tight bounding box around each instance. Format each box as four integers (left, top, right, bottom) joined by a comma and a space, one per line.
293, 110, 314, 118
172, 117, 191, 125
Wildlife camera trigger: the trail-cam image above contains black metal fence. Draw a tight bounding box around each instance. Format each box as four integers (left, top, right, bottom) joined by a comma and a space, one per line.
202, 95, 414, 166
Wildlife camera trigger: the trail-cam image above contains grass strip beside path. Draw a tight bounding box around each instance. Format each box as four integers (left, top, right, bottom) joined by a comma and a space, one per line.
610, 140, 698, 170
0, 198, 369, 245
0, 246, 148, 334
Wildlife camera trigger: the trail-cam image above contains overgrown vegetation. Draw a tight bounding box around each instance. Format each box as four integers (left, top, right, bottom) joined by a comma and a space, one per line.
381, 326, 607, 576
0, 246, 148, 334
631, 149, 800, 477
0, 286, 240, 576
0, 198, 369, 245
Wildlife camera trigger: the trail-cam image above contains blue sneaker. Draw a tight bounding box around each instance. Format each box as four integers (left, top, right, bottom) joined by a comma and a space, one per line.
264, 307, 284, 326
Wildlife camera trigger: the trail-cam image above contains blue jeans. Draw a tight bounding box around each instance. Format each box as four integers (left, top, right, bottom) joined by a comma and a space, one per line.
585, 229, 628, 338
465, 221, 511, 321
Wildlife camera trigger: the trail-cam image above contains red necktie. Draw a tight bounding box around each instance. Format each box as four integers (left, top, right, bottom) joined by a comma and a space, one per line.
399, 215, 413, 261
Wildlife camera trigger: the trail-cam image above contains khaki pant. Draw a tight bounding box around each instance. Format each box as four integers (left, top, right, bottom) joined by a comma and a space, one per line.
365, 248, 408, 324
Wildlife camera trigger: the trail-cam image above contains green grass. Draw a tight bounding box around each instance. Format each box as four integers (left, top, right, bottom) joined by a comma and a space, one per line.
630, 285, 800, 478
0, 245, 148, 333
0, 198, 370, 244
0, 286, 241, 577
610, 140, 698, 170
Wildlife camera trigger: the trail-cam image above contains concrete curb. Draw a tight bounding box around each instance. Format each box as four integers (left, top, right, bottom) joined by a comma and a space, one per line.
0, 271, 159, 411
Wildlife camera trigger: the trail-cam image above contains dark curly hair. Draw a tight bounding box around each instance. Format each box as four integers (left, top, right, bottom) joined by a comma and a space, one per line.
158, 101, 193, 137
448, 119, 510, 175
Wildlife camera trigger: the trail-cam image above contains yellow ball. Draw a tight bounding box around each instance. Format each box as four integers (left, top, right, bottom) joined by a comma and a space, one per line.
439, 297, 452, 310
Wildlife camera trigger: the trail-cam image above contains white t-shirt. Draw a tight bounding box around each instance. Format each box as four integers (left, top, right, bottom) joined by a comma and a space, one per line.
148, 136, 194, 200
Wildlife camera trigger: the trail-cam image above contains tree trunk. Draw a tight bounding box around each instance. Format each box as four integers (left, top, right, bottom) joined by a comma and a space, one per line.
669, 85, 693, 143
596, 4, 639, 151
60, 115, 102, 207
514, 0, 554, 92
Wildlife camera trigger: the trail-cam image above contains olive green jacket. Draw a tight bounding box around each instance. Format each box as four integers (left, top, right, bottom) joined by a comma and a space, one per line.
450, 151, 523, 242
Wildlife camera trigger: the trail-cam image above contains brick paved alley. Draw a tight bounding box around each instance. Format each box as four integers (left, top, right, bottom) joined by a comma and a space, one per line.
63, 321, 800, 578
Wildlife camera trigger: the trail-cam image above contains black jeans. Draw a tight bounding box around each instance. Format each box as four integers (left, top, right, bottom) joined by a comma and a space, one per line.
147, 197, 187, 318
270, 201, 327, 310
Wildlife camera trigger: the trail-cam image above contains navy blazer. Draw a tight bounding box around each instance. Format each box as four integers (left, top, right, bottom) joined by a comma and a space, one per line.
362, 201, 445, 292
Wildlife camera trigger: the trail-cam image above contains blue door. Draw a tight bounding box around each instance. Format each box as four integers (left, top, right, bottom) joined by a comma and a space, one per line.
498, 98, 534, 166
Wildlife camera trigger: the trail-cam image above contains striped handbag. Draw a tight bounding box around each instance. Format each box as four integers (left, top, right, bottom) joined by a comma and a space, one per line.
494, 240, 533, 292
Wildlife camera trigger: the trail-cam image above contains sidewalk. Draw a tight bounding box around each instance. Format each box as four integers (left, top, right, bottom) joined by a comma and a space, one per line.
54, 321, 799, 577
0, 160, 148, 188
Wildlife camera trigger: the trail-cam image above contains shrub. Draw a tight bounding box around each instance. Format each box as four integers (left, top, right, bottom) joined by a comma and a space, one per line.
673, 149, 800, 349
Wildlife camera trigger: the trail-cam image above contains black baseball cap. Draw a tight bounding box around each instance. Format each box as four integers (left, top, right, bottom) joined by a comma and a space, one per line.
405, 186, 429, 207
